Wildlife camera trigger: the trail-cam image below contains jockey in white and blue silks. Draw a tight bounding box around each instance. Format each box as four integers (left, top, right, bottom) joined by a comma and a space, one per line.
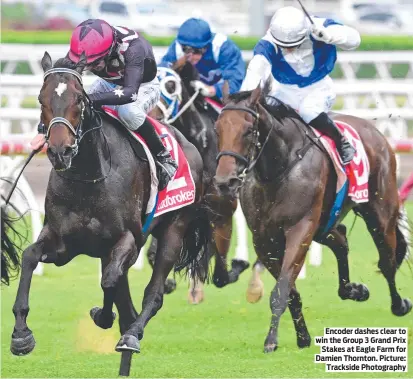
159, 18, 245, 103
241, 6, 361, 165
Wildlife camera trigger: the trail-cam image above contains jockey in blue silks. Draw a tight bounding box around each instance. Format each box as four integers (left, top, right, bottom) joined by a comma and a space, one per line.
159, 18, 245, 103
241, 6, 361, 164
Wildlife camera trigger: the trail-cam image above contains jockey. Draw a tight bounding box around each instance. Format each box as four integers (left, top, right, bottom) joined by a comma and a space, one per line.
241, 6, 360, 165
31, 19, 177, 190
159, 17, 245, 104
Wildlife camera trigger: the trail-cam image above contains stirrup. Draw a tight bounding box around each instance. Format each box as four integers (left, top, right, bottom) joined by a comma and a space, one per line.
339, 142, 356, 165
155, 153, 177, 191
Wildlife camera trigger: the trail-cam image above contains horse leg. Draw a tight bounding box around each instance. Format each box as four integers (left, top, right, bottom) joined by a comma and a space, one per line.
188, 276, 205, 304
147, 237, 176, 295
288, 285, 311, 348
263, 218, 314, 353
90, 231, 137, 330
212, 218, 250, 288
319, 224, 369, 301
116, 220, 187, 353
114, 274, 139, 335
257, 245, 311, 351
11, 227, 56, 355
246, 259, 265, 303
357, 203, 412, 316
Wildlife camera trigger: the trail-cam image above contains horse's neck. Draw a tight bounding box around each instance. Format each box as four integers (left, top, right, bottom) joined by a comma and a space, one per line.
255, 110, 304, 182
178, 94, 211, 153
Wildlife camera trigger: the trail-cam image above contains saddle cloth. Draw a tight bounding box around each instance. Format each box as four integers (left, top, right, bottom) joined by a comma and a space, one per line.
102, 106, 196, 219
312, 120, 370, 234
204, 98, 224, 114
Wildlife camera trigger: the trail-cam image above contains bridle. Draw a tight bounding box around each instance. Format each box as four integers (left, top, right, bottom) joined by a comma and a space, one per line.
216, 104, 274, 180
42, 67, 102, 155
157, 68, 183, 122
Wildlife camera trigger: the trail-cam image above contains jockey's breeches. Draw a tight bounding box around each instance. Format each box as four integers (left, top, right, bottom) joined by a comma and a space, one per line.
269, 76, 336, 123
88, 77, 161, 130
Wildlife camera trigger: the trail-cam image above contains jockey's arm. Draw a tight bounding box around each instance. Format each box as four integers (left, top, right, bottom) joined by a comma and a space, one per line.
312, 18, 361, 51
214, 40, 245, 99
241, 54, 274, 91
89, 46, 144, 107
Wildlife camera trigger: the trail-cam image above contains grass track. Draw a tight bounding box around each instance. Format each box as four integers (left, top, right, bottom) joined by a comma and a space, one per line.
1, 204, 413, 378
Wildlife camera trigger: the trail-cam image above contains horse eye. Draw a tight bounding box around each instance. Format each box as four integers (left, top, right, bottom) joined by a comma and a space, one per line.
76, 96, 83, 104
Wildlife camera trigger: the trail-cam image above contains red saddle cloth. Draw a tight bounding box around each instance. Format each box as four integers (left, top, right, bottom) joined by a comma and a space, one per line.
312, 120, 370, 203
102, 106, 196, 217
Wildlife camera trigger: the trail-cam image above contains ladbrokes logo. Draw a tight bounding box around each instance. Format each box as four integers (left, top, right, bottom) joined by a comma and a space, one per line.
157, 189, 195, 210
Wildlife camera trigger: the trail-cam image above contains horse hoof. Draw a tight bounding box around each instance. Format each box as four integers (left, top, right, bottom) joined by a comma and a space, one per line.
164, 278, 177, 295
90, 306, 116, 329
297, 335, 311, 349
246, 280, 264, 304
188, 290, 204, 305
392, 298, 412, 317
339, 283, 369, 302
231, 259, 250, 273
263, 344, 277, 353
116, 334, 140, 353
10, 332, 36, 356
213, 276, 229, 288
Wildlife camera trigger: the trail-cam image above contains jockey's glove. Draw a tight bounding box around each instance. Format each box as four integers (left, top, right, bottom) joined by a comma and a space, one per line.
190, 80, 214, 97
311, 25, 333, 44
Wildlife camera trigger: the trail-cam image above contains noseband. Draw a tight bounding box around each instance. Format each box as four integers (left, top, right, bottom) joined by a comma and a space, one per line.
43, 68, 93, 153
216, 104, 273, 179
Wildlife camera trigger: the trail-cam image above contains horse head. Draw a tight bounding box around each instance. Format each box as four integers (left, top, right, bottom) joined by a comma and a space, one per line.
39, 51, 90, 171
151, 67, 183, 122
214, 80, 273, 198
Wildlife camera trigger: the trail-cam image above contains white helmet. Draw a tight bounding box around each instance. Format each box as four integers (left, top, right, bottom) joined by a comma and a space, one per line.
269, 6, 309, 47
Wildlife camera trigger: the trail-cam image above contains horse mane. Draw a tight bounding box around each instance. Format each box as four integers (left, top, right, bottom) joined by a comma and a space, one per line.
228, 90, 303, 123
53, 56, 78, 70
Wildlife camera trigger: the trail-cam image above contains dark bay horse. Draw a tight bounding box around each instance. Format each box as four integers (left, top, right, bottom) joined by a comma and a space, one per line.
214, 83, 412, 352
9, 52, 211, 374
149, 63, 250, 303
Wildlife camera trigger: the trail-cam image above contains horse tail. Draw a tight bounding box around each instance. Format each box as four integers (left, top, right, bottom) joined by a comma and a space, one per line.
174, 203, 213, 283
1, 205, 26, 285
395, 207, 412, 270
1, 177, 30, 285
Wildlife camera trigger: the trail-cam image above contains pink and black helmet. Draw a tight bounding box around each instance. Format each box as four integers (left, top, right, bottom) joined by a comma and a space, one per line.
69, 19, 115, 64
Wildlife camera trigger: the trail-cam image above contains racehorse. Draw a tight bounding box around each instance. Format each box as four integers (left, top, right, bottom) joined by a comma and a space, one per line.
149, 62, 250, 303
214, 82, 412, 352
9, 52, 211, 373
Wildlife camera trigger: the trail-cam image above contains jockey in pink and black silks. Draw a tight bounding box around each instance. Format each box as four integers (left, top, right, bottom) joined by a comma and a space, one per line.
242, 7, 361, 165
32, 19, 177, 191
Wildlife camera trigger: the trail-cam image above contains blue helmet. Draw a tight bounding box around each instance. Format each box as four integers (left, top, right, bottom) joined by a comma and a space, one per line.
177, 18, 213, 48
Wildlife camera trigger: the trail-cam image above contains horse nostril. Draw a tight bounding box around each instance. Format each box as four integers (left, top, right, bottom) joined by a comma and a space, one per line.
228, 177, 241, 191
215, 176, 240, 196
63, 146, 73, 156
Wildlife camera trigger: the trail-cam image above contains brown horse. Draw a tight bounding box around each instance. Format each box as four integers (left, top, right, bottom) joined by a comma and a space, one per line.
149, 63, 250, 303
214, 83, 412, 352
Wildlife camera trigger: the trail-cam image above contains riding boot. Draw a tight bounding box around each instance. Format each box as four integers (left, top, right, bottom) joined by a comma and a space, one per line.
138, 117, 178, 191
310, 112, 356, 165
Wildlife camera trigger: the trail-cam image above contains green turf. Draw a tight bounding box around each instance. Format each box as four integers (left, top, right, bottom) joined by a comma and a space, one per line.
1, 204, 413, 378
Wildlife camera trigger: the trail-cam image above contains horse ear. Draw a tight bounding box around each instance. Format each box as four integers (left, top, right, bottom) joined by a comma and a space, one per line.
222, 81, 230, 105
249, 82, 262, 106
75, 52, 87, 74
41, 51, 53, 72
